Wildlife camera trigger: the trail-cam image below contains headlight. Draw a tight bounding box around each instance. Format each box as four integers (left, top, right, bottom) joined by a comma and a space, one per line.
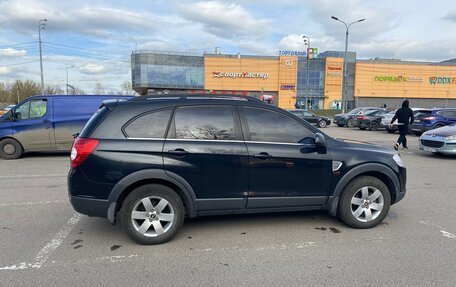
445, 135, 456, 140
393, 154, 404, 167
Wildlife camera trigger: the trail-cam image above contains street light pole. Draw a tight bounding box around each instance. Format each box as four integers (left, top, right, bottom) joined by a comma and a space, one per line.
331, 16, 365, 113
66, 65, 74, 95
38, 19, 47, 95
302, 35, 311, 110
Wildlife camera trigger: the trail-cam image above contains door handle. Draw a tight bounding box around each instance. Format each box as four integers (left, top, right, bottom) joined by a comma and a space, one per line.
253, 152, 271, 160
168, 148, 189, 156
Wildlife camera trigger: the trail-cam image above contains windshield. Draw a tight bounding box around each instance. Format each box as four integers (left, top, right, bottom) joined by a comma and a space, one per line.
348, 108, 363, 114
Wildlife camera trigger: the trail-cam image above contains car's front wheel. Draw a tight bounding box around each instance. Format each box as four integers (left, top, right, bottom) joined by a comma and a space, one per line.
346, 119, 354, 128
121, 184, 185, 245
318, 120, 327, 128
338, 176, 391, 229
0, 138, 24, 159
369, 121, 379, 131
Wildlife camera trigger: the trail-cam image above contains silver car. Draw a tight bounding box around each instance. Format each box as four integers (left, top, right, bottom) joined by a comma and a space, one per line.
419, 123, 456, 155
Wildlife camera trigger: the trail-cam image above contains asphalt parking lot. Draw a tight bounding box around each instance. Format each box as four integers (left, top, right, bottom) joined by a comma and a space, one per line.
1, 126, 455, 286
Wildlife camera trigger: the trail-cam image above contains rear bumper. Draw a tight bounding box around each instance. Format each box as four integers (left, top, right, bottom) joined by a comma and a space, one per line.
69, 195, 109, 218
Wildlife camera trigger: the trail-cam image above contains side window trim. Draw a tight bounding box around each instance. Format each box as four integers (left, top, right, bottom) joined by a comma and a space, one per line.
122, 108, 173, 139
169, 105, 238, 141
14, 99, 48, 121
239, 106, 314, 144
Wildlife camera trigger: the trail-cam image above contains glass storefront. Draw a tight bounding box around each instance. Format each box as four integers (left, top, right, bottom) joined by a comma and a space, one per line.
296, 58, 326, 109
131, 53, 204, 90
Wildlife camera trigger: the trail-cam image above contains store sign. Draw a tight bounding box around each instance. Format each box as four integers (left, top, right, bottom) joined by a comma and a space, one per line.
327, 71, 342, 77
374, 75, 423, 83
279, 50, 307, 56
212, 71, 269, 79
328, 66, 342, 71
280, 84, 295, 90
429, 76, 456, 85
307, 48, 318, 59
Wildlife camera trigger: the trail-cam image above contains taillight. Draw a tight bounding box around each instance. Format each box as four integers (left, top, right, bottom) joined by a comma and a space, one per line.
70, 138, 99, 168
422, 116, 436, 121
358, 116, 365, 120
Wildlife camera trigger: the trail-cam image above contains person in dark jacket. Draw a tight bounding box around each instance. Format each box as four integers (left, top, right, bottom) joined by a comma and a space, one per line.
391, 100, 414, 150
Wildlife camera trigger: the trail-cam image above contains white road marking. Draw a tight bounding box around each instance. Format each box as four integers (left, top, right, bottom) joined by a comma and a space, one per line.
419, 221, 456, 240
0, 213, 81, 271
0, 200, 67, 207
0, 174, 67, 179
46, 255, 139, 267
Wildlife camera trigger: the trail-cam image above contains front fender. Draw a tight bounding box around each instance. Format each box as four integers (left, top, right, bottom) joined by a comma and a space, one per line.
327, 163, 400, 216
106, 169, 197, 223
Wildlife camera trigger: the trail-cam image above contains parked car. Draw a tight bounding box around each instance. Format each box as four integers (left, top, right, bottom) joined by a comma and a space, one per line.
68, 95, 407, 245
333, 107, 384, 127
419, 123, 456, 155
411, 108, 456, 136
357, 109, 389, 131
0, 104, 15, 116
287, 109, 331, 128
381, 108, 430, 133
0, 95, 133, 159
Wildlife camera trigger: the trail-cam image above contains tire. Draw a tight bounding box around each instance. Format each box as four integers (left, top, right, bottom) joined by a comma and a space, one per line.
0, 138, 24, 159
369, 121, 379, 131
318, 120, 327, 128
337, 123, 344, 127
346, 119, 354, 128
386, 127, 396, 133
359, 127, 366, 130
338, 176, 391, 229
433, 124, 445, 129
121, 184, 185, 245
414, 131, 422, 136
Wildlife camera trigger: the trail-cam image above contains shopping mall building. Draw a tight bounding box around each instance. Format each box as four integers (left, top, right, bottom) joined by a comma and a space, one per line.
131, 51, 456, 110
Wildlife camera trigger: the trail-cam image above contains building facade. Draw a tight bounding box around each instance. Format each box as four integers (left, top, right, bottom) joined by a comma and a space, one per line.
131, 51, 456, 110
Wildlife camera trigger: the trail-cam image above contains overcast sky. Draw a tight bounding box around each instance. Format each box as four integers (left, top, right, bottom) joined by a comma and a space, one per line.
1, 0, 456, 93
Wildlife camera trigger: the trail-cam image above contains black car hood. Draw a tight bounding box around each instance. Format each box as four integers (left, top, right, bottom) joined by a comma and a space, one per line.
334, 138, 394, 154
423, 126, 456, 137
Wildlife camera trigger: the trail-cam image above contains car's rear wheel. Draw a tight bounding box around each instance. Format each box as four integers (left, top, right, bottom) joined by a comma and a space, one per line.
0, 138, 24, 159
338, 176, 391, 229
433, 124, 445, 129
121, 184, 184, 245
337, 123, 344, 127
369, 121, 379, 131
386, 127, 396, 133
318, 120, 327, 128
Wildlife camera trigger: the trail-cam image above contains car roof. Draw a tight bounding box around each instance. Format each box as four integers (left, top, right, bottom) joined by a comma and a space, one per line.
129, 94, 266, 104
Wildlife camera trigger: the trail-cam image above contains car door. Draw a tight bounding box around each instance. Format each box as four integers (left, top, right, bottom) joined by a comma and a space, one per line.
240, 106, 332, 209
163, 105, 249, 211
302, 111, 318, 124
11, 98, 53, 151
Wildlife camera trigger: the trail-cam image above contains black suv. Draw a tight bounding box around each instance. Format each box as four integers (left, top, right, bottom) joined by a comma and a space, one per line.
68, 95, 407, 244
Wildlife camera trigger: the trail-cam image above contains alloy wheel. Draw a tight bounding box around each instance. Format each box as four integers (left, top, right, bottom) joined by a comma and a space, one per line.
3, 143, 16, 155
131, 196, 175, 237
350, 186, 384, 222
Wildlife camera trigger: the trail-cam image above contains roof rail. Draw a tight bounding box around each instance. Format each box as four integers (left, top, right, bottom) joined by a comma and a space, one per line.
130, 94, 265, 103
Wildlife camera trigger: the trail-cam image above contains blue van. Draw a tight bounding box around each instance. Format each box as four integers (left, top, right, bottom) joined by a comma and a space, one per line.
0, 95, 133, 159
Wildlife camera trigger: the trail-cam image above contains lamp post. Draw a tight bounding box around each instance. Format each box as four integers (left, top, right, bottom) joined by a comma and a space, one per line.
38, 19, 47, 95
331, 16, 365, 113
302, 35, 311, 110
66, 65, 74, 95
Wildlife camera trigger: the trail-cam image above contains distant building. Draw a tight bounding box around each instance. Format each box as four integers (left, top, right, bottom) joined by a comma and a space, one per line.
131, 50, 456, 110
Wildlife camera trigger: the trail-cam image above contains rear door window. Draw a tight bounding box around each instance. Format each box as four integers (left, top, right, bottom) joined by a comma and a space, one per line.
124, 109, 172, 138
173, 106, 236, 140
243, 107, 314, 144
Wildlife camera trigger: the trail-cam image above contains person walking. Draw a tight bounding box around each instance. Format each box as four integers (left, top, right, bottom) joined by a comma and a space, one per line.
391, 100, 414, 150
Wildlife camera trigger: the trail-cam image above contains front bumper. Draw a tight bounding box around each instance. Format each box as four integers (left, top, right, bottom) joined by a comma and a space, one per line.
419, 136, 456, 155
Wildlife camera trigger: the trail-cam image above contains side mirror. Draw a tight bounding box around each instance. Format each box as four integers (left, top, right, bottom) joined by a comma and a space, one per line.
315, 133, 326, 147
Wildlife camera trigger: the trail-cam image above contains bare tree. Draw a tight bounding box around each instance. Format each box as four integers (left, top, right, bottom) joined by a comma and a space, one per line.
9, 79, 40, 103
118, 80, 136, 95
44, 84, 64, 95
93, 82, 105, 94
